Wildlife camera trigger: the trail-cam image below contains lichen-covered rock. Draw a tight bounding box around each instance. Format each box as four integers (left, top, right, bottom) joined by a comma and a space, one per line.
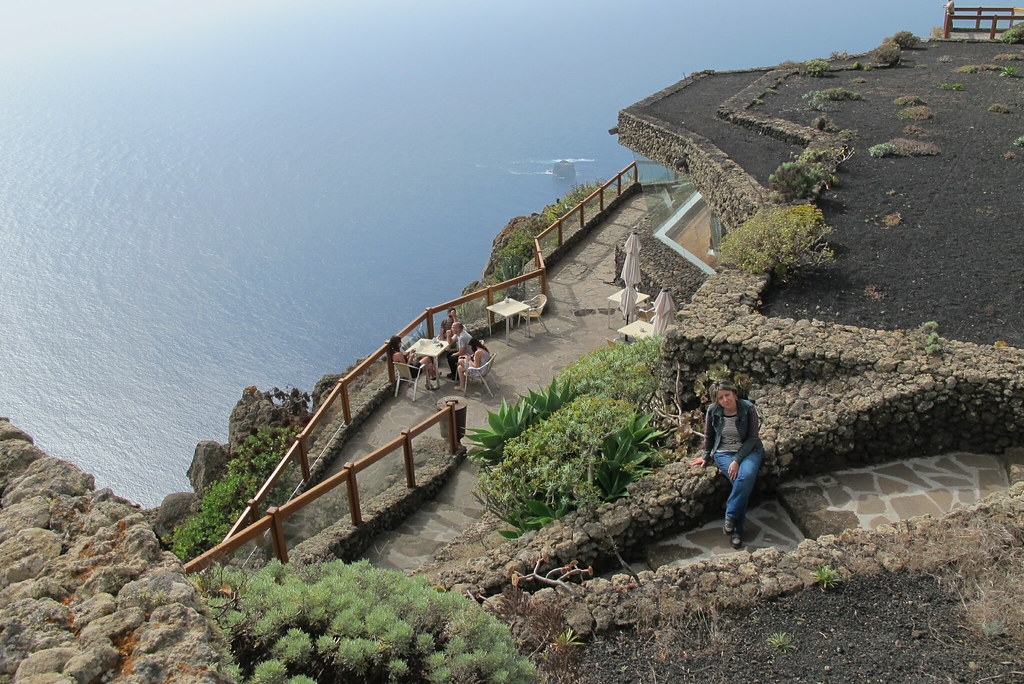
3, 459, 93, 507
187, 442, 228, 496
152, 492, 198, 541
0, 424, 234, 682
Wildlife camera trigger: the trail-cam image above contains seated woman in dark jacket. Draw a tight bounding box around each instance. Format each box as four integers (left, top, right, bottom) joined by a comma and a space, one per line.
689, 380, 764, 549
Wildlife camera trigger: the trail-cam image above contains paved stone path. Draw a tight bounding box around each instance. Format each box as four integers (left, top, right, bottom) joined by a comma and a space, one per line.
347, 195, 651, 570
287, 192, 1012, 574
644, 451, 1008, 571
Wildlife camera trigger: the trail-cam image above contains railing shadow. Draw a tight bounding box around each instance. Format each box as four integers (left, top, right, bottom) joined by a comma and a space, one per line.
185, 162, 639, 572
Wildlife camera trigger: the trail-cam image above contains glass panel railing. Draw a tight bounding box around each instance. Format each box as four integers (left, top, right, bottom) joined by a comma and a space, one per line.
280, 479, 352, 553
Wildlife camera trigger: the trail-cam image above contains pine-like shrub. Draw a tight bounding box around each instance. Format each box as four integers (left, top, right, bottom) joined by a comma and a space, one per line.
1003, 24, 1024, 44
768, 161, 826, 201
555, 336, 661, 410
803, 59, 830, 77
718, 205, 834, 279
872, 40, 902, 66
208, 560, 535, 683
889, 31, 920, 49
869, 143, 898, 158
476, 396, 641, 523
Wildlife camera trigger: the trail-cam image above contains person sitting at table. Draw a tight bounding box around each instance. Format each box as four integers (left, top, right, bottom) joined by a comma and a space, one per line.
445, 321, 471, 380
388, 335, 437, 384
440, 308, 459, 345
455, 338, 491, 390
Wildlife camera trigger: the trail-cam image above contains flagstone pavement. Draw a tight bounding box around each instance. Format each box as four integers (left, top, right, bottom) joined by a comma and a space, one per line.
299, 193, 1011, 574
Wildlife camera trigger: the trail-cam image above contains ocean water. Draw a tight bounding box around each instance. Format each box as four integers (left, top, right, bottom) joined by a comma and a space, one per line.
0, 0, 938, 506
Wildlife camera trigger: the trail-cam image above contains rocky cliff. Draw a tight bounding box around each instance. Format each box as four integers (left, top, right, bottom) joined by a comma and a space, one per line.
0, 419, 234, 683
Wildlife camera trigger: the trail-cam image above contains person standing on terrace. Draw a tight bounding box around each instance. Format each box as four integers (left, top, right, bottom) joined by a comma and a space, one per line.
440, 307, 459, 343
689, 381, 764, 549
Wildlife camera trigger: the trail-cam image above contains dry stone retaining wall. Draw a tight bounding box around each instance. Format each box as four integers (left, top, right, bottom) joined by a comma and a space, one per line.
434, 270, 1024, 598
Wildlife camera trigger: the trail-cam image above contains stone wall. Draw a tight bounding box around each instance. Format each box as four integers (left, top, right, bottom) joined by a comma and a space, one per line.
289, 441, 465, 567
617, 72, 769, 233
558, 480, 1024, 637
0, 419, 233, 683
431, 271, 1024, 598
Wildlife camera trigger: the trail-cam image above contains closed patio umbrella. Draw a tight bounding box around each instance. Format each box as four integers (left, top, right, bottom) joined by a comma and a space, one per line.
651, 288, 677, 334
620, 282, 637, 323
620, 231, 641, 289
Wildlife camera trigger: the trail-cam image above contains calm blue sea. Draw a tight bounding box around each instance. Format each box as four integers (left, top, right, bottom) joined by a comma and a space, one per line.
0, 1, 936, 506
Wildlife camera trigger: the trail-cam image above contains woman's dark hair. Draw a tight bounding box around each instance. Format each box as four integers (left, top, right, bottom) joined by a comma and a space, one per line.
388, 335, 402, 354
710, 380, 738, 401
469, 338, 489, 353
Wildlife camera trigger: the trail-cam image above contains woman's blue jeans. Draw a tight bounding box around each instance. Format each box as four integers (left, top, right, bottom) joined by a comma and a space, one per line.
712, 447, 764, 534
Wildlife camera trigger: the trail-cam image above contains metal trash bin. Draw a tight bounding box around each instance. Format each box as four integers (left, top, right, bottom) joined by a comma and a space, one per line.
436, 396, 468, 444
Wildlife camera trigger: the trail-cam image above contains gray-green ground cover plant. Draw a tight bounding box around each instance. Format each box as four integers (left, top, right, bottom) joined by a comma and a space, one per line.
205, 560, 535, 683
718, 205, 834, 279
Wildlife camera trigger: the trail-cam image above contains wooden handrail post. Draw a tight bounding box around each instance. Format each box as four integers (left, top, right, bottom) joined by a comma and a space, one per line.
557, 218, 563, 246
425, 309, 435, 339
267, 507, 289, 563
540, 267, 548, 297
402, 430, 416, 488
246, 499, 259, 526
578, 204, 585, 229
599, 186, 606, 212
298, 433, 310, 481
446, 401, 459, 453
486, 287, 495, 326
344, 463, 362, 525
341, 383, 352, 424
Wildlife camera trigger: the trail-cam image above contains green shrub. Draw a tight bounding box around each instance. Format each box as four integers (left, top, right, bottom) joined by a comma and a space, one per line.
938, 82, 964, 90
1014, 136, 1024, 147
989, 103, 1011, 113
893, 95, 925, 106
718, 205, 834, 279
541, 182, 603, 225
912, 321, 942, 356
466, 379, 575, 467
889, 31, 920, 49
555, 337, 661, 410
869, 143, 897, 158
1000, 66, 1020, 78
207, 560, 534, 683
171, 426, 297, 560
872, 41, 901, 66
802, 88, 861, 111
476, 396, 642, 526
803, 59, 830, 77
1003, 24, 1024, 44
897, 105, 933, 120
768, 161, 826, 201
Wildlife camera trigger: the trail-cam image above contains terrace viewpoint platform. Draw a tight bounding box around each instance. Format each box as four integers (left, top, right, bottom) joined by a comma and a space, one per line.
279, 194, 1010, 575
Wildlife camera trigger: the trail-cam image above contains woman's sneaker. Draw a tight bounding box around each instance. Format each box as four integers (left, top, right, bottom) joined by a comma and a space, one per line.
730, 533, 742, 549
723, 516, 736, 534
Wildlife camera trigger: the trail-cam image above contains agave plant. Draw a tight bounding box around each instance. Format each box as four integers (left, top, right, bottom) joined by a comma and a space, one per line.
465, 380, 576, 466
593, 413, 665, 501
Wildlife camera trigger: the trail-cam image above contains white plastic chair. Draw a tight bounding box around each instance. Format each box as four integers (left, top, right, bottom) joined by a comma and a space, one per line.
517, 294, 549, 333
462, 353, 497, 397
394, 362, 424, 401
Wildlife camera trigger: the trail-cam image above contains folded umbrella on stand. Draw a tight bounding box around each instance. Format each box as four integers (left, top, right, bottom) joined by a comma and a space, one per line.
619, 283, 637, 324
650, 288, 677, 335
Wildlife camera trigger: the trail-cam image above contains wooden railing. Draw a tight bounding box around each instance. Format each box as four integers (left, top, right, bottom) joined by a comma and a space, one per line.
213, 161, 640, 551
184, 400, 464, 574
943, 5, 1024, 38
